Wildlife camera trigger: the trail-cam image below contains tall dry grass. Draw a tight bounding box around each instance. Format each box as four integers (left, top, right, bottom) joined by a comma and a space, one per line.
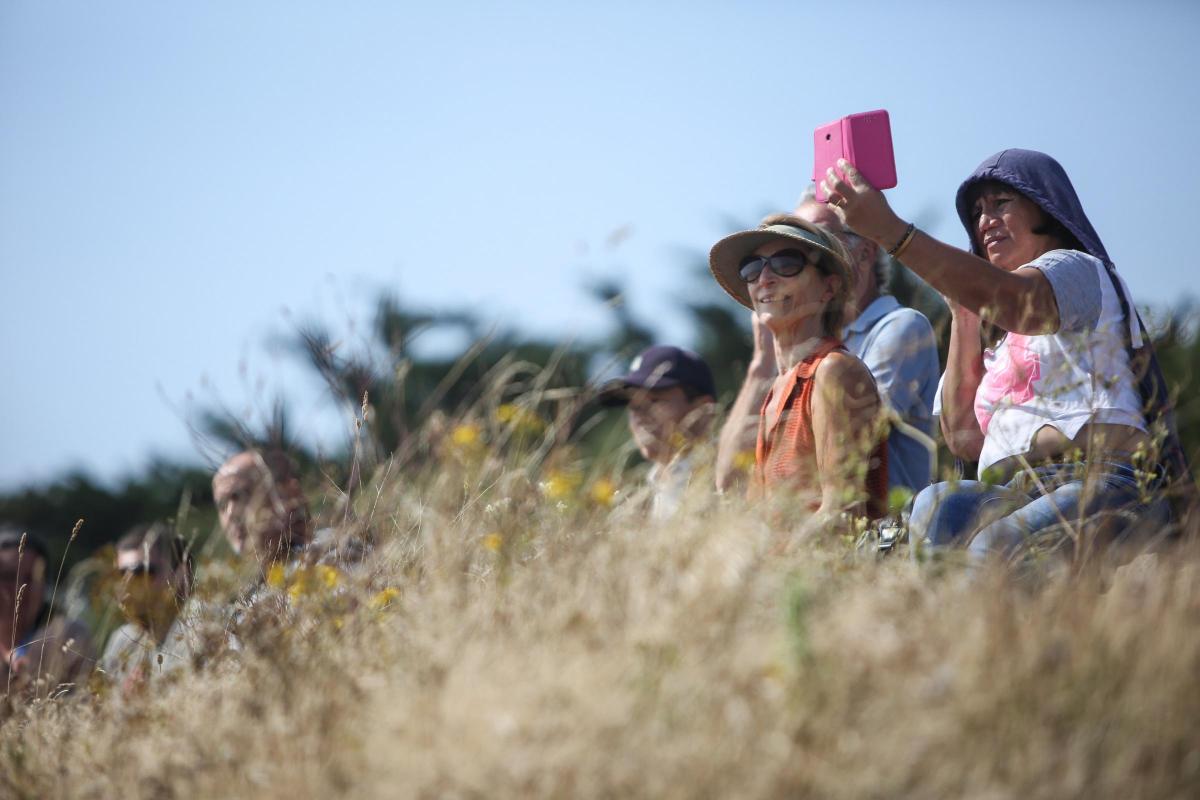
2, 381, 1199, 800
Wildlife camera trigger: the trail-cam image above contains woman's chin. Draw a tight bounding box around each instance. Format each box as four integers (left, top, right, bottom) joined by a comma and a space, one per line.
986, 250, 1024, 272
758, 310, 807, 335
756, 309, 786, 329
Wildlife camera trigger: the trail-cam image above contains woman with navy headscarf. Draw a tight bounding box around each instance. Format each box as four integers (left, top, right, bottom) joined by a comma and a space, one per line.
822, 149, 1187, 566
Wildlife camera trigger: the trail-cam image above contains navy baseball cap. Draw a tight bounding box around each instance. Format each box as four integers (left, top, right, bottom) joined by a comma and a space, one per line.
598, 345, 717, 407
0, 525, 49, 563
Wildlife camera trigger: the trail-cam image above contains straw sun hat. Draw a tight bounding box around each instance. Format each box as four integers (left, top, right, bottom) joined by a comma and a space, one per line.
708, 213, 855, 310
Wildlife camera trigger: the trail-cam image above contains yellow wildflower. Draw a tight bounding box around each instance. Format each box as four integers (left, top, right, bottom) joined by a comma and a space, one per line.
496, 403, 546, 438
287, 580, 306, 603
369, 587, 401, 610
265, 563, 287, 589
732, 449, 756, 472
284, 565, 342, 602
588, 477, 617, 508
316, 564, 341, 589
542, 469, 582, 501
482, 532, 504, 552
451, 423, 483, 448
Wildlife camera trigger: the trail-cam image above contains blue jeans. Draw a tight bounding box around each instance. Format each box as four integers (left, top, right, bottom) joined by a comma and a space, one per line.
909, 461, 1170, 565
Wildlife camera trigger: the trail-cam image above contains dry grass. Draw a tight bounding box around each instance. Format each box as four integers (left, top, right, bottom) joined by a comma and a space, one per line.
3, 405, 1200, 800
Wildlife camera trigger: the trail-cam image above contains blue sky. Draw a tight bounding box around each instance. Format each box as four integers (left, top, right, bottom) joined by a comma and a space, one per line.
3, 0, 1198, 489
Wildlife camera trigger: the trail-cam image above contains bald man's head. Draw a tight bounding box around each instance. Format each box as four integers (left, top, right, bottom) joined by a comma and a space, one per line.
794, 198, 844, 234
212, 450, 310, 561
795, 198, 881, 313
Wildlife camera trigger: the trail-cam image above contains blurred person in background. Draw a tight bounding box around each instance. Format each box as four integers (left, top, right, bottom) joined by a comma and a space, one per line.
709, 214, 889, 529
211, 450, 365, 647
98, 523, 196, 695
0, 527, 95, 698
717, 193, 939, 499
212, 450, 312, 567
599, 346, 718, 519
213, 448, 366, 570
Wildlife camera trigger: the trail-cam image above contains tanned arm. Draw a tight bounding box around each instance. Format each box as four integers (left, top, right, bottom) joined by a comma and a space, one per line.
825, 162, 1061, 336
810, 352, 883, 521
940, 304, 986, 461
715, 312, 777, 492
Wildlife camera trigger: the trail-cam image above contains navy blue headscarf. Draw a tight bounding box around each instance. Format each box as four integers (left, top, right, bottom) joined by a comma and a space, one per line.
954, 148, 1143, 344
955, 150, 1195, 495
954, 148, 1110, 266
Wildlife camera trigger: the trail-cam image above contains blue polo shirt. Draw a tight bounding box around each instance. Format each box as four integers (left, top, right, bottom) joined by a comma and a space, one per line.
842, 296, 940, 495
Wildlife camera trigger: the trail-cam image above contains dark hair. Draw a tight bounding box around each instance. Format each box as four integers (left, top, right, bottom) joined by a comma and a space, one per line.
679, 383, 716, 403
116, 522, 193, 576
967, 180, 1085, 254
1030, 213, 1085, 252
0, 526, 49, 565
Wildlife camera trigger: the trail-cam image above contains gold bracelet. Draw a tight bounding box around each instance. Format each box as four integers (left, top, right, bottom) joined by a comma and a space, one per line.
887, 222, 917, 259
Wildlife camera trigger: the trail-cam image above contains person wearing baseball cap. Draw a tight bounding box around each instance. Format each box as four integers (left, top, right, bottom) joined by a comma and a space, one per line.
599, 345, 717, 519
0, 526, 96, 697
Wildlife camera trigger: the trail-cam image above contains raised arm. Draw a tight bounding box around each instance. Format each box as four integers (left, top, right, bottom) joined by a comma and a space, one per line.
715, 311, 776, 492
822, 162, 1061, 336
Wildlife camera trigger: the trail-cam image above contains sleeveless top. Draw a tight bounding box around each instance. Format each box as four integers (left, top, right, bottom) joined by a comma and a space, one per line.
755, 338, 889, 519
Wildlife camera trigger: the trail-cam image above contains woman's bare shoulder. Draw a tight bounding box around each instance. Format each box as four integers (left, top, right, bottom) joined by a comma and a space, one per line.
815, 350, 876, 393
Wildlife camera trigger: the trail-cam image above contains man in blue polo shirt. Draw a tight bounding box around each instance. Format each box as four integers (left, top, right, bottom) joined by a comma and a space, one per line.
716, 196, 939, 499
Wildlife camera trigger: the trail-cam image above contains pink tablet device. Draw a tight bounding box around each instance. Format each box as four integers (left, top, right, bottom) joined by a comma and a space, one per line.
812, 109, 898, 202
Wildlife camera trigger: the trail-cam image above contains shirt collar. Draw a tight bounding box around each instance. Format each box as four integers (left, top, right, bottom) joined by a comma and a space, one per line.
844, 295, 901, 334
649, 453, 693, 483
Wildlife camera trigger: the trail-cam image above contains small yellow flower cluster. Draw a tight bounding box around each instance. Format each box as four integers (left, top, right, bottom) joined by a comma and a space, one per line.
368, 586, 401, 611
482, 532, 504, 552
451, 422, 483, 448
265, 563, 342, 603
536, 468, 618, 510
447, 422, 486, 460
588, 477, 617, 508
496, 403, 547, 438
541, 469, 583, 501
265, 563, 287, 589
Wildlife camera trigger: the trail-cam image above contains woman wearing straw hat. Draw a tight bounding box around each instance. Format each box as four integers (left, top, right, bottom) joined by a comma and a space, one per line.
710, 213, 889, 527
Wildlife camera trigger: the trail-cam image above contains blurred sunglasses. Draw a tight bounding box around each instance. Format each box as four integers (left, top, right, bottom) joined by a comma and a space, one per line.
117, 563, 158, 578
738, 248, 819, 283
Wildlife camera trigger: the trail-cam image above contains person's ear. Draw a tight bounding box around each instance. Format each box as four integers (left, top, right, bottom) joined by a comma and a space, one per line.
823, 274, 843, 303
858, 239, 879, 270
681, 398, 715, 437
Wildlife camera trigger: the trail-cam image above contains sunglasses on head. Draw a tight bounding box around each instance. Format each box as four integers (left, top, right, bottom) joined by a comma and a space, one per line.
737, 248, 820, 284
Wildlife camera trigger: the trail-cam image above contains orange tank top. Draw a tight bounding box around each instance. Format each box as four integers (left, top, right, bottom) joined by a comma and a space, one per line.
755, 337, 889, 519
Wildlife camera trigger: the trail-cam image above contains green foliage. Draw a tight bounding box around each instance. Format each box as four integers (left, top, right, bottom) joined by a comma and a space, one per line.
4, 255, 1199, 572
0, 461, 215, 571
1150, 303, 1200, 467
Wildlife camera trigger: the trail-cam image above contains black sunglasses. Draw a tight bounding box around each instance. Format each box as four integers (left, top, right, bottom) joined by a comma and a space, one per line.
737, 248, 819, 284
118, 563, 159, 578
